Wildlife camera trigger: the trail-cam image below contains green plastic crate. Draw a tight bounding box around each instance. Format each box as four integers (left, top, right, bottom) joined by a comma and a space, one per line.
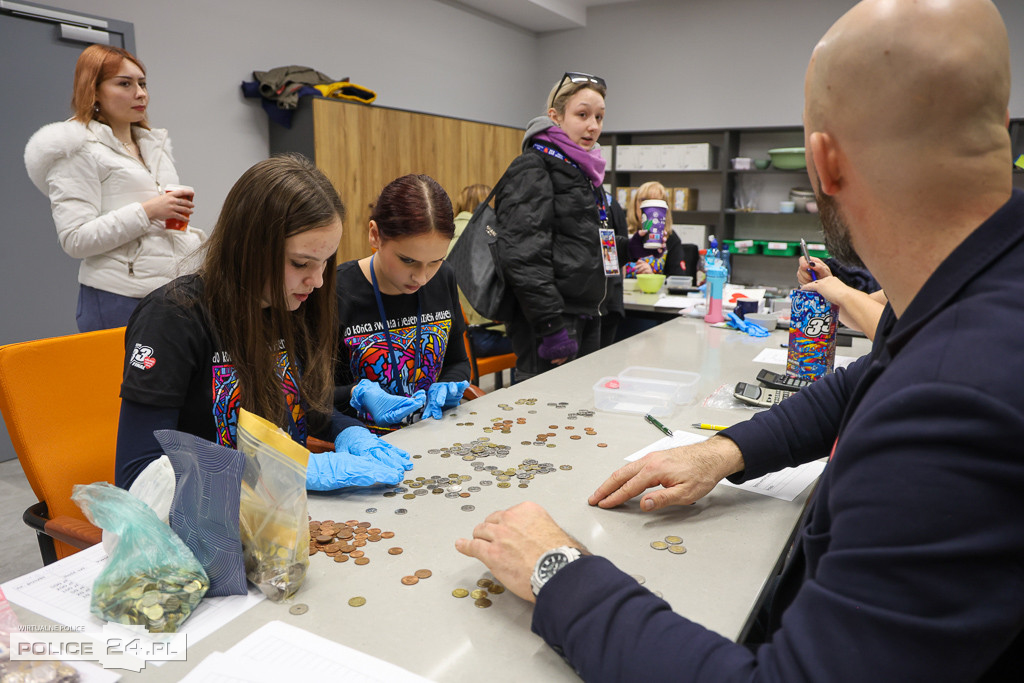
722, 239, 760, 255
806, 242, 830, 258
761, 240, 799, 257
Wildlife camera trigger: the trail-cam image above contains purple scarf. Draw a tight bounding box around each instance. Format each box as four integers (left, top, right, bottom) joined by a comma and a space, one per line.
534, 126, 607, 188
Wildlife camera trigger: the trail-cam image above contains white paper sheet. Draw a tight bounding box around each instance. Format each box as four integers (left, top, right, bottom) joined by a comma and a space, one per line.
1, 544, 265, 659
653, 294, 697, 309
625, 430, 709, 462
752, 347, 860, 369
718, 460, 827, 501
179, 621, 431, 683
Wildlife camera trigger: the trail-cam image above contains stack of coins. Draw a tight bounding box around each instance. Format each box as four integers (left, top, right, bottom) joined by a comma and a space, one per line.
650, 535, 687, 555
451, 576, 506, 608
91, 567, 207, 633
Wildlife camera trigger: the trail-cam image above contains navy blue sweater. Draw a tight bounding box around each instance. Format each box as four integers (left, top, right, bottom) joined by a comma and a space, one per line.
532, 190, 1024, 681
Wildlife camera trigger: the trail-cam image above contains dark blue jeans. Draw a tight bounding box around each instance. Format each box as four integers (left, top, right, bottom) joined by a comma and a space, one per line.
470, 329, 513, 357
76, 284, 141, 333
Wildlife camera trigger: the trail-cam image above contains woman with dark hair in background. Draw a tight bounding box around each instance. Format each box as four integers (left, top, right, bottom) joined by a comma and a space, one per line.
334, 174, 471, 434
116, 155, 409, 493
494, 72, 614, 380
25, 44, 205, 332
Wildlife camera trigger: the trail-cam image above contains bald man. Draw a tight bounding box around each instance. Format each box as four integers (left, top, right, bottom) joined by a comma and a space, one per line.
456, 1, 1024, 680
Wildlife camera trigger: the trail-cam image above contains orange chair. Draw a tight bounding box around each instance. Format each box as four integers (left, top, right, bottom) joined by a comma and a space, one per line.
462, 314, 517, 389
0, 328, 125, 564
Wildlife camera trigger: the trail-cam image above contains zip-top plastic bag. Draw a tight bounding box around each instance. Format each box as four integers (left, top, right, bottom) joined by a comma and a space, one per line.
72, 482, 208, 632
236, 409, 311, 602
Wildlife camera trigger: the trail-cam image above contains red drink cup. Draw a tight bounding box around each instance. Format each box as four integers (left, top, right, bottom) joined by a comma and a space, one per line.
164, 184, 194, 231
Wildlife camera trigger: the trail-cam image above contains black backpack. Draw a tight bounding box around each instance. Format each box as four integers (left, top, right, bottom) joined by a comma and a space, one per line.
447, 182, 515, 321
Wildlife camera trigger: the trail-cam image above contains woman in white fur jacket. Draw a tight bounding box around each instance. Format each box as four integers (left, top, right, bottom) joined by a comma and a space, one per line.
24, 44, 205, 332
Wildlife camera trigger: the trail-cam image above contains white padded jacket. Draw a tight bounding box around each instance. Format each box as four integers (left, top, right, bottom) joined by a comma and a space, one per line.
24, 119, 206, 298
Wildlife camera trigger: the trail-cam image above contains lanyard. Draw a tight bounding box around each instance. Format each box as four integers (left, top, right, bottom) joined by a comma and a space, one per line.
369, 254, 421, 396
531, 142, 608, 226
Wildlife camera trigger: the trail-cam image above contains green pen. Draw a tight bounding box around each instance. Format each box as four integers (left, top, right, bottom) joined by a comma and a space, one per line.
644, 413, 673, 437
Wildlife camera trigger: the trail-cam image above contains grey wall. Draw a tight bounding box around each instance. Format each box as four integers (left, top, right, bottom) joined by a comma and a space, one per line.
31, 0, 540, 235
537, 0, 1024, 132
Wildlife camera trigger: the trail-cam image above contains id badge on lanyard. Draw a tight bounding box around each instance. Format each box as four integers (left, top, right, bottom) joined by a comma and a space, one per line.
598, 192, 619, 277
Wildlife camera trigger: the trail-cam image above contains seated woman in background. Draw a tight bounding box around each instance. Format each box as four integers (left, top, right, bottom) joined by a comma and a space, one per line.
623, 181, 698, 279
448, 183, 514, 358
25, 44, 205, 332
334, 174, 471, 433
116, 155, 409, 492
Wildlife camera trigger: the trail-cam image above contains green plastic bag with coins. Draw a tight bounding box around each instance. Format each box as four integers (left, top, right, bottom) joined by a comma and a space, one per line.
72, 482, 209, 633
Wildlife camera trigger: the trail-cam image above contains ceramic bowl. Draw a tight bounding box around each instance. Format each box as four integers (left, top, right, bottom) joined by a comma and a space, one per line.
754, 159, 771, 170
767, 147, 807, 170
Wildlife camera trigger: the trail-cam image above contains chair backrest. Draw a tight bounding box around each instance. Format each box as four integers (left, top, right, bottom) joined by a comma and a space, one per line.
0, 327, 124, 556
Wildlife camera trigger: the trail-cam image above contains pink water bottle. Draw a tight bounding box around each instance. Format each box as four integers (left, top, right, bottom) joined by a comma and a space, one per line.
704, 264, 727, 324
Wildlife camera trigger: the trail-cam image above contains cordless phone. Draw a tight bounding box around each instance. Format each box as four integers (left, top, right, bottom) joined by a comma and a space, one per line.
734, 381, 796, 408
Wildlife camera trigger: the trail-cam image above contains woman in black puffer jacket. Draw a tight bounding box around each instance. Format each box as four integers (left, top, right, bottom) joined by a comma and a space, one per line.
494, 72, 616, 381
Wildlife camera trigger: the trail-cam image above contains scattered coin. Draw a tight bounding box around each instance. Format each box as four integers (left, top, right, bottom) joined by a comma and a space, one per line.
651, 541, 669, 550
334, 554, 348, 563
474, 598, 493, 608
395, 509, 408, 515
665, 536, 683, 545
289, 603, 309, 615
354, 557, 370, 565
668, 545, 688, 555
470, 588, 488, 599
348, 597, 366, 607
489, 584, 506, 594
388, 547, 404, 555
477, 578, 494, 589
597, 443, 608, 448
414, 569, 432, 579
365, 508, 377, 514
401, 576, 419, 586
452, 588, 469, 598
461, 505, 476, 512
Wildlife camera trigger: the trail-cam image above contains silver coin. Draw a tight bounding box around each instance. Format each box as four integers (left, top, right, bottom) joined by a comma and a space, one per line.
428, 449, 440, 454
445, 491, 460, 499
395, 508, 408, 515
468, 486, 481, 492
446, 485, 463, 493
289, 603, 309, 615
414, 488, 428, 496
461, 505, 476, 512
365, 508, 377, 514
480, 480, 493, 486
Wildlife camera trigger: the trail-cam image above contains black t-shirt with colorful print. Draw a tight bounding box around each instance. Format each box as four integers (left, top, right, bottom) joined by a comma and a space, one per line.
333, 260, 470, 431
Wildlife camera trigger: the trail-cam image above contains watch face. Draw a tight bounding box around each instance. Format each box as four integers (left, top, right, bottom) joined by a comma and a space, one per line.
537, 551, 569, 581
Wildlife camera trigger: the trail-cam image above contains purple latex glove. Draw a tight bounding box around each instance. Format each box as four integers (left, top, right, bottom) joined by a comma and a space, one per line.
537, 328, 577, 360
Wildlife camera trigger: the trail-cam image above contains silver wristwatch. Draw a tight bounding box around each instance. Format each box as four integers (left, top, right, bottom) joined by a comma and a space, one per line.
530, 546, 583, 596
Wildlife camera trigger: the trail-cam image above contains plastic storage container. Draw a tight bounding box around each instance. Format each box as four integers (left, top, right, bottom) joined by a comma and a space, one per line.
806, 242, 830, 258
618, 366, 700, 404
722, 239, 760, 255
592, 366, 701, 416
762, 240, 799, 257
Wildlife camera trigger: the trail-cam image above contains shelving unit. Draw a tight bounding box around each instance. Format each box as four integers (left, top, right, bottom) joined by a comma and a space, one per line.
603, 119, 1024, 289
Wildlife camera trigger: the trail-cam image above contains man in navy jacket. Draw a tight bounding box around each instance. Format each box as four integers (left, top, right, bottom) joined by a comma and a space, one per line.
456, 0, 1024, 680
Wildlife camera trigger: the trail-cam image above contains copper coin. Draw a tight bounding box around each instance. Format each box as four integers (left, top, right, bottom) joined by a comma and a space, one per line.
368, 535, 382, 542
334, 554, 349, 563
308, 522, 319, 531
349, 550, 365, 558
401, 576, 419, 586
356, 521, 371, 528
308, 546, 318, 556
459, 492, 470, 498
548, 425, 558, 429
325, 542, 342, 553
344, 519, 357, 525
388, 547, 404, 555
489, 584, 506, 594
381, 531, 395, 539
354, 557, 370, 565
337, 529, 353, 539
368, 528, 381, 534
352, 539, 367, 547
340, 544, 356, 553
414, 569, 432, 579
564, 425, 574, 430
474, 597, 493, 608
315, 534, 333, 544
476, 579, 494, 589
597, 443, 608, 448
547, 432, 556, 437
322, 519, 335, 526
570, 435, 581, 440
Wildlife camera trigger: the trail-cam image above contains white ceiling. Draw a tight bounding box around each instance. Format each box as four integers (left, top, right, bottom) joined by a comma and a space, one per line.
452, 0, 634, 33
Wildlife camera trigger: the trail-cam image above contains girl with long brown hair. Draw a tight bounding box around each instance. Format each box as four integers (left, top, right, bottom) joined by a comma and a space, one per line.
116, 155, 409, 491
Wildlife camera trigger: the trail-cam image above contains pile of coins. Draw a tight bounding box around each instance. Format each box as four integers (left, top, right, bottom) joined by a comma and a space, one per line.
650, 535, 687, 555
451, 577, 506, 608
91, 567, 207, 633
308, 519, 397, 565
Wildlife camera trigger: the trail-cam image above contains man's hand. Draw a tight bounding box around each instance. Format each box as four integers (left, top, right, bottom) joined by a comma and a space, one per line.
588, 436, 745, 511
455, 501, 580, 602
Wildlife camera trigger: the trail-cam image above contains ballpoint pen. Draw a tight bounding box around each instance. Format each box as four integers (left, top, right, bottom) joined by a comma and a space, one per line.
692, 423, 729, 431
799, 238, 817, 281
644, 413, 673, 437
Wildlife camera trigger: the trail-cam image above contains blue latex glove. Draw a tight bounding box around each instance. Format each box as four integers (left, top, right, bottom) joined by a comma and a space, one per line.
306, 447, 403, 491
422, 380, 471, 420
725, 311, 770, 338
334, 426, 413, 471
349, 379, 425, 425
537, 328, 577, 360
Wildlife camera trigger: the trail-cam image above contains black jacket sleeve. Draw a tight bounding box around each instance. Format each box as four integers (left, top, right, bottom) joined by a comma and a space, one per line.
495, 153, 564, 335
115, 399, 180, 489
438, 266, 471, 383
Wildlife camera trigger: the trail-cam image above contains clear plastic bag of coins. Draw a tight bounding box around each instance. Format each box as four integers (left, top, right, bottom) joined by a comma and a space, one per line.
71, 482, 209, 632
235, 410, 312, 602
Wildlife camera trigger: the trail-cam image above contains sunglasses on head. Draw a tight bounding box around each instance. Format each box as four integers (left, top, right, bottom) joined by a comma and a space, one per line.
550, 72, 607, 109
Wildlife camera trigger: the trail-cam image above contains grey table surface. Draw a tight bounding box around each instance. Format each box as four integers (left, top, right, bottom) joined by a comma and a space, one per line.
11, 318, 871, 682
